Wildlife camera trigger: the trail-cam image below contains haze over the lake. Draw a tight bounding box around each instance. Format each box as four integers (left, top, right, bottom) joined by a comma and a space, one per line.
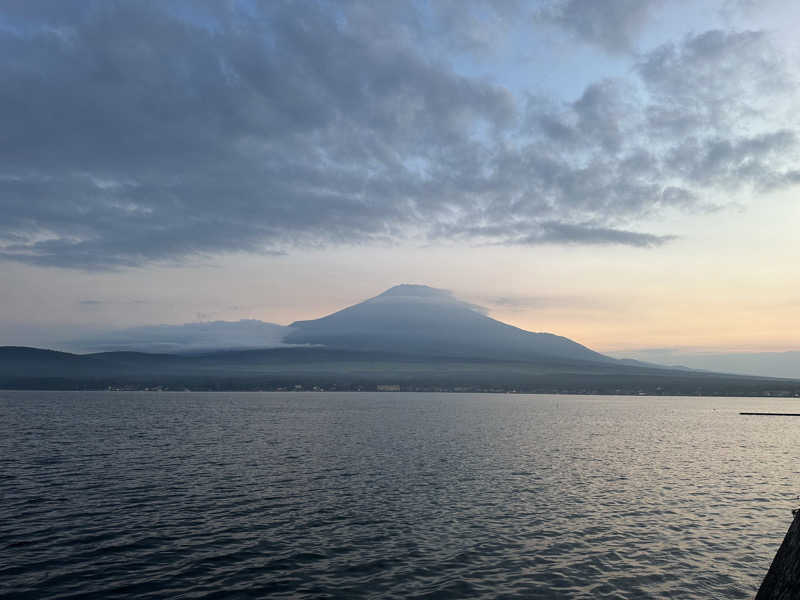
1, 0, 799, 365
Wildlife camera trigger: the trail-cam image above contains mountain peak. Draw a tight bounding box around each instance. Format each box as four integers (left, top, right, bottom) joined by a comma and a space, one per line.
376, 284, 449, 298
367, 284, 481, 312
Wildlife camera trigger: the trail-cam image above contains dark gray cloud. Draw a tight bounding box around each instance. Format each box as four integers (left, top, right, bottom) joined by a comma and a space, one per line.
637, 29, 790, 131
526, 222, 674, 247
540, 0, 664, 54
0, 2, 798, 269
665, 130, 797, 188
0, 1, 515, 267
637, 30, 800, 190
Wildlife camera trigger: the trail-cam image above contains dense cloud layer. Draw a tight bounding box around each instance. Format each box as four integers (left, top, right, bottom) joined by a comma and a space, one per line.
1, 1, 798, 268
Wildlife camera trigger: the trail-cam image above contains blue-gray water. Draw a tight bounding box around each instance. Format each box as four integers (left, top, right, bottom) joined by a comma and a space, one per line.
2, 391, 799, 599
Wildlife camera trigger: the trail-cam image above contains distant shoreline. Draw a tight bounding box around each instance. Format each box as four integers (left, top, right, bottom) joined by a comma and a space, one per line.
3, 387, 799, 398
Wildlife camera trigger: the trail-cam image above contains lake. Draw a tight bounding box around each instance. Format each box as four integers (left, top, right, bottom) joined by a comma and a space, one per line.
2, 391, 798, 598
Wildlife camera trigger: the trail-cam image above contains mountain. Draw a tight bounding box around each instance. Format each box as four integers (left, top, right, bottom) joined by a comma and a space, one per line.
286, 284, 611, 363
3, 285, 799, 394
612, 349, 800, 380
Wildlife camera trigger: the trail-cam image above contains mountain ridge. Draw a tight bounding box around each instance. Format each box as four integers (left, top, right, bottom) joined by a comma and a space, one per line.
1, 344, 798, 395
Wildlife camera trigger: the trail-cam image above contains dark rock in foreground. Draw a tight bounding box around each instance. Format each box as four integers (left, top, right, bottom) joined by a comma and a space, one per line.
756, 510, 800, 599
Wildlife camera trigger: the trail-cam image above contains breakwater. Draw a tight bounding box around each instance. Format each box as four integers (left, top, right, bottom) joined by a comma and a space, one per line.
756, 510, 800, 599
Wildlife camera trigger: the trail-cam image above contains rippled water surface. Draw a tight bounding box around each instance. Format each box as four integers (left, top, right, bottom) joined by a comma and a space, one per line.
2, 391, 800, 599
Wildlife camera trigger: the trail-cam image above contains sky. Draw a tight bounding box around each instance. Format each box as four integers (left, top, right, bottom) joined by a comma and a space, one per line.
1, 0, 799, 360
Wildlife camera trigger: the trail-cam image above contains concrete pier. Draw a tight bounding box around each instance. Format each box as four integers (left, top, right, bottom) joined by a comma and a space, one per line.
756, 510, 800, 599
